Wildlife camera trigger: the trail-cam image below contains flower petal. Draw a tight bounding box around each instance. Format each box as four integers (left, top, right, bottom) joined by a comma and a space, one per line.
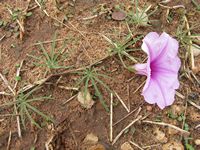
134, 63, 148, 76
152, 70, 180, 90
142, 32, 170, 62
142, 78, 176, 109
151, 34, 180, 72
141, 32, 159, 54
151, 56, 181, 74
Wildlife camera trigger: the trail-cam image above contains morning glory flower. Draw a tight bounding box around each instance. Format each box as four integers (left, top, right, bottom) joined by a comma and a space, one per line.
134, 32, 181, 109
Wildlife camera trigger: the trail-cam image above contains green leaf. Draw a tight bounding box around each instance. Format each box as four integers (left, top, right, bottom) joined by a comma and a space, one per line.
26, 12, 33, 17
184, 123, 189, 131
186, 143, 195, 150
15, 75, 21, 81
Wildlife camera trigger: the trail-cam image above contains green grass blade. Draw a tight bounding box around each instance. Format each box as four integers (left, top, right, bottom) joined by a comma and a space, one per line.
91, 78, 109, 112
26, 96, 52, 103
51, 32, 57, 61
39, 42, 51, 62
24, 107, 42, 129
93, 76, 112, 93
26, 103, 53, 122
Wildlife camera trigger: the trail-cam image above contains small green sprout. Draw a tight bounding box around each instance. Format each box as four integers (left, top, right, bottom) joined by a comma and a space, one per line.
0, 86, 53, 129
127, 0, 157, 27
102, 34, 142, 69
75, 68, 112, 112
28, 32, 72, 72
192, 0, 200, 11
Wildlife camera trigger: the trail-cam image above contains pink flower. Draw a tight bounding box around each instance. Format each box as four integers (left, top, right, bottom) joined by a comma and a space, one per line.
134, 32, 181, 109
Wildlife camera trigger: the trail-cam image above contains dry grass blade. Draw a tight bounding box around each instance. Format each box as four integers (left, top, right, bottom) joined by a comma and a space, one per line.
6, 131, 12, 150
34, 0, 49, 16
184, 16, 195, 70
58, 86, 79, 91
129, 141, 144, 150
0, 73, 15, 95
188, 100, 200, 110
113, 107, 139, 126
133, 80, 146, 94
62, 94, 78, 105
0, 34, 6, 41
112, 115, 142, 145
110, 93, 113, 142
142, 120, 190, 135
45, 135, 54, 150
0, 73, 22, 137
114, 91, 130, 113
0, 119, 5, 122
175, 91, 185, 99
0, 92, 12, 96
142, 144, 161, 149
195, 124, 200, 129
14, 60, 24, 90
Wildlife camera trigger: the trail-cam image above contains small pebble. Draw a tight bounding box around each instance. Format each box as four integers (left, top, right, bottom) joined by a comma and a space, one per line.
195, 139, 200, 145
146, 105, 153, 111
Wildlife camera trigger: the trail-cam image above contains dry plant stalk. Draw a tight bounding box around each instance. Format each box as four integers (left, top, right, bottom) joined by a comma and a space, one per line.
184, 16, 195, 70
143, 120, 190, 135
114, 91, 130, 113
129, 141, 144, 150
112, 115, 142, 145
110, 93, 113, 142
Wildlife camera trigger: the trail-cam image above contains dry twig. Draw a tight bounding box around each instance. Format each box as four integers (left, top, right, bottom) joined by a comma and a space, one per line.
129, 141, 144, 150
195, 124, 200, 129
62, 94, 78, 105
112, 115, 142, 145
188, 100, 200, 110
58, 86, 79, 91
6, 131, 12, 150
184, 16, 195, 70
110, 93, 113, 142
113, 106, 140, 126
0, 73, 22, 138
142, 120, 190, 135
114, 91, 130, 113
14, 60, 24, 90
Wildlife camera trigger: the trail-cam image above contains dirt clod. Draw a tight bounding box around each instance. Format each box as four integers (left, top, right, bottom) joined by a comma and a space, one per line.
83, 133, 99, 145
77, 90, 95, 109
162, 141, 184, 150
121, 142, 134, 150
154, 128, 168, 143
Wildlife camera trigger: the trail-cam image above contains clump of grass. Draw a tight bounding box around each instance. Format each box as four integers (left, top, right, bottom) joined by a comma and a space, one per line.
102, 33, 142, 69
75, 68, 112, 112
0, 86, 53, 129
192, 0, 200, 11
28, 33, 72, 72
127, 0, 157, 27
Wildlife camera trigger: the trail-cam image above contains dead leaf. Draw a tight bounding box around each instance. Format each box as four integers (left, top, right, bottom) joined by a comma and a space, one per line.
112, 10, 126, 21
121, 142, 134, 150
162, 141, 184, 150
77, 90, 94, 109
83, 133, 98, 145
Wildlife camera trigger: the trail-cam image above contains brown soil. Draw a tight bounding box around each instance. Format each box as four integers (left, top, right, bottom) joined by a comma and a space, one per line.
0, 0, 199, 150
